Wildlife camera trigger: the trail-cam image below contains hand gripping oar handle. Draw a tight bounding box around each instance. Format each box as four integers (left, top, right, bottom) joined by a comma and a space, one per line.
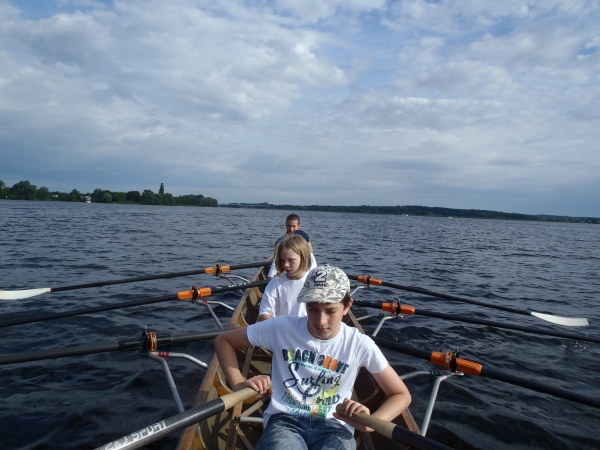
0, 279, 269, 329
95, 386, 265, 450
347, 274, 589, 327
334, 405, 452, 450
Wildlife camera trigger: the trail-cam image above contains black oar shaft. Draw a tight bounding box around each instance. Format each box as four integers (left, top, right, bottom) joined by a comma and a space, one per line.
351, 299, 600, 344
0, 294, 178, 329
373, 336, 432, 360
352, 298, 382, 309
391, 424, 452, 450
0, 280, 269, 329
95, 387, 260, 450
480, 366, 600, 409
0, 330, 223, 366
335, 405, 451, 450
414, 309, 600, 344
372, 337, 600, 410
51, 261, 270, 293
348, 274, 527, 316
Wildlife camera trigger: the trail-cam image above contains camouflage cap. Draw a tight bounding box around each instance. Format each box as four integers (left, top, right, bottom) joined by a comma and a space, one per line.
297, 265, 350, 304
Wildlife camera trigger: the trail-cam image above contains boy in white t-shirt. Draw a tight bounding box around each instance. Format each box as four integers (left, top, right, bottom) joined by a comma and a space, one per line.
215, 265, 411, 450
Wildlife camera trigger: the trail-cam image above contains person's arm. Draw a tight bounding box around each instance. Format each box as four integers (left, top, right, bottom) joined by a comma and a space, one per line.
308, 242, 314, 254
214, 327, 272, 394
267, 243, 279, 278
309, 253, 317, 270
257, 313, 273, 322
334, 365, 411, 432
258, 278, 277, 320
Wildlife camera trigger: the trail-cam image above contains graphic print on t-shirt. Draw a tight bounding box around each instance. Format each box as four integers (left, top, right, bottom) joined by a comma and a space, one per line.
279, 346, 350, 417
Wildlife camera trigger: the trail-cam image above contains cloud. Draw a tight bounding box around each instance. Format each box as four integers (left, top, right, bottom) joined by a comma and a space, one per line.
274, 0, 387, 24
0, 0, 599, 216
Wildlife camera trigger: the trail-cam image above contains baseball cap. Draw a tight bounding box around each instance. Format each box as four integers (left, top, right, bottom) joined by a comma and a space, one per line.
297, 265, 350, 303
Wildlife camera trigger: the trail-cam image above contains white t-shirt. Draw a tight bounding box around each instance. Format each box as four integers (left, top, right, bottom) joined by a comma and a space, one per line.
261, 254, 318, 318
247, 315, 388, 432
268, 253, 317, 279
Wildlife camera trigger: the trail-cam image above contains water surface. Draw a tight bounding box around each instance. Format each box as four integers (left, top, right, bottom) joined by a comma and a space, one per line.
1, 201, 599, 449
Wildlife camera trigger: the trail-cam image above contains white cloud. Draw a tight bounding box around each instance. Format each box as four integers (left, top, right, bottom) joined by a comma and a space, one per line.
0, 0, 599, 216
274, 0, 387, 24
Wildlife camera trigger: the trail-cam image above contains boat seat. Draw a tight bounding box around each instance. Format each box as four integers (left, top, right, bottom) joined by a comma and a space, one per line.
236, 346, 273, 363
238, 313, 250, 327
246, 296, 261, 318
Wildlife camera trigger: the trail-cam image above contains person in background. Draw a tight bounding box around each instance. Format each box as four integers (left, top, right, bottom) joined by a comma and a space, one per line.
268, 214, 314, 278
258, 234, 317, 321
215, 265, 412, 450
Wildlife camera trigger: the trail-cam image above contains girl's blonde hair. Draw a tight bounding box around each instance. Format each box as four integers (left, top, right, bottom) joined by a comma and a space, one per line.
275, 234, 312, 277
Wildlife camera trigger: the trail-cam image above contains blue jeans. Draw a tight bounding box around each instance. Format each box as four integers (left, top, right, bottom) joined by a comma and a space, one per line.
256, 413, 356, 450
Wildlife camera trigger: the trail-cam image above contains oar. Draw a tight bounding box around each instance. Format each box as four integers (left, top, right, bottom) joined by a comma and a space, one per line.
372, 336, 600, 410
0, 329, 223, 366
0, 260, 270, 300
95, 386, 268, 450
348, 274, 589, 327
0, 280, 269, 329
334, 405, 452, 450
352, 299, 600, 344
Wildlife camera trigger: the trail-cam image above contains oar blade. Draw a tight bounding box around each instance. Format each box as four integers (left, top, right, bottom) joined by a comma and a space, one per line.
531, 311, 589, 327
0, 288, 51, 300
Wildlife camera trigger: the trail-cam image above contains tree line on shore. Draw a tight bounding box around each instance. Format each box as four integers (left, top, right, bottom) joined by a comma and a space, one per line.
221, 202, 600, 224
0, 180, 217, 207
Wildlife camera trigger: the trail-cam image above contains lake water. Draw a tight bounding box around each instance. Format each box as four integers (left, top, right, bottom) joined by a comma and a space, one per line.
1, 201, 599, 450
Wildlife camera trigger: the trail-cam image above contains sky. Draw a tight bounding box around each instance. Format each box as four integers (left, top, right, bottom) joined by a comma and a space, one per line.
0, 0, 599, 216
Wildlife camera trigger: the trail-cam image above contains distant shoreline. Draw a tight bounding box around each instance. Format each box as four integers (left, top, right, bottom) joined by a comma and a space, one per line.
2, 198, 597, 224
219, 203, 600, 224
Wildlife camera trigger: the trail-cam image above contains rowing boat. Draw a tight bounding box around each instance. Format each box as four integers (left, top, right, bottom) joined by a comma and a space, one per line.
176, 263, 420, 450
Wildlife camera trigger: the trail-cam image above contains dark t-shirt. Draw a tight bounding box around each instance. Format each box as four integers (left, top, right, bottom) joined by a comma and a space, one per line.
275, 229, 310, 244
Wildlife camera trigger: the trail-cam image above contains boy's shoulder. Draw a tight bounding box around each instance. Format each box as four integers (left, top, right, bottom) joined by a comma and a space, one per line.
340, 321, 367, 338
340, 322, 378, 347
247, 315, 306, 345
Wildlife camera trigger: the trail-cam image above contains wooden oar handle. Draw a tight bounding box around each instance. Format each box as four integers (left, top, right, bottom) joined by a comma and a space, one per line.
222, 383, 272, 409
222, 387, 260, 409
334, 404, 395, 438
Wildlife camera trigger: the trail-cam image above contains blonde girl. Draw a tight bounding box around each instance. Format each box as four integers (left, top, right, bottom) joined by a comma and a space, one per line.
257, 234, 317, 321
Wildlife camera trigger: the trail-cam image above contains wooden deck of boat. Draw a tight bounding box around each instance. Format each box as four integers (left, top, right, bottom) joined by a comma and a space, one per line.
177, 265, 420, 450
